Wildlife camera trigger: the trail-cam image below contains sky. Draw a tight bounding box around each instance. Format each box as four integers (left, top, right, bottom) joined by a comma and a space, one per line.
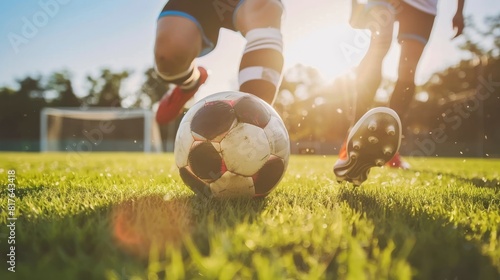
1, 0, 499, 103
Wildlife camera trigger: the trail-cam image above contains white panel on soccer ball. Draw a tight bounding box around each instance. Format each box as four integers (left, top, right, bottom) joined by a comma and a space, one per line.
202, 91, 247, 103
221, 123, 270, 176
210, 172, 255, 198
174, 121, 194, 168
264, 116, 290, 160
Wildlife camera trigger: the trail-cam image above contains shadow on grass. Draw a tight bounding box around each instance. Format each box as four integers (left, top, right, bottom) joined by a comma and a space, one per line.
0, 193, 267, 279
337, 186, 500, 280
1, 203, 120, 280
414, 169, 500, 189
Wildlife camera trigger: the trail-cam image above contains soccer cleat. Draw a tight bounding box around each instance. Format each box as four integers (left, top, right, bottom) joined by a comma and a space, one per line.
155, 66, 208, 125
334, 107, 402, 186
386, 152, 411, 170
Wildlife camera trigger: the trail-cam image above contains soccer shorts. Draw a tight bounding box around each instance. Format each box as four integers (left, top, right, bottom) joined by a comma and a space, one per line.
351, 0, 435, 45
159, 0, 245, 56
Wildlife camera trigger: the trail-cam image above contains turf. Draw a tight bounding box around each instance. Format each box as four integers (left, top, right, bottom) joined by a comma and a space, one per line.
0, 153, 499, 280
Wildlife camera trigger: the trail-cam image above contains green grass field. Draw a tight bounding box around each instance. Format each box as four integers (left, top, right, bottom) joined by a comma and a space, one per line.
0, 153, 499, 280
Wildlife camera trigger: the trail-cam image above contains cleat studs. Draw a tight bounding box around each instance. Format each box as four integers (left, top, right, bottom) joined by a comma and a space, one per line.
352, 140, 361, 150
383, 146, 393, 156
368, 136, 379, 144
386, 125, 396, 136
368, 120, 377, 131
375, 159, 385, 166
350, 151, 358, 160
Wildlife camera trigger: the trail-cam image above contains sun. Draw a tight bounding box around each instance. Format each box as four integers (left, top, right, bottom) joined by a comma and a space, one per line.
284, 23, 363, 82
193, 0, 404, 101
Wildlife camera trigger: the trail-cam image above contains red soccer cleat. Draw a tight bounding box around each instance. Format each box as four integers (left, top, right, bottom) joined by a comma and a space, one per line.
334, 107, 402, 186
156, 66, 208, 125
386, 152, 411, 169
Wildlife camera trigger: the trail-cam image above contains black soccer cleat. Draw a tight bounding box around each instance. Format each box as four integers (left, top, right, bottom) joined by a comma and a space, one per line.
334, 107, 402, 186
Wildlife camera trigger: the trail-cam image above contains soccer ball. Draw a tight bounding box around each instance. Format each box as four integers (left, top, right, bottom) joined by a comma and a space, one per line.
174, 91, 290, 198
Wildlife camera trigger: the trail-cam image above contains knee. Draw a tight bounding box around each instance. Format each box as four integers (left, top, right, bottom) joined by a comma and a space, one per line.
252, 0, 284, 16
154, 18, 201, 74
236, 0, 284, 33
154, 39, 193, 74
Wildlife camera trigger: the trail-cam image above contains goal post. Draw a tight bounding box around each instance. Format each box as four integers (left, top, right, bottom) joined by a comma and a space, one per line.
40, 107, 162, 153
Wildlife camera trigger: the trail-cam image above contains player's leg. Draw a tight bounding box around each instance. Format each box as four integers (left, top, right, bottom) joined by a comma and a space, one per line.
155, 16, 203, 90
386, 3, 435, 168
154, 3, 210, 125
234, 0, 284, 105
389, 5, 435, 121
353, 2, 396, 122
384, 40, 426, 168
334, 2, 400, 185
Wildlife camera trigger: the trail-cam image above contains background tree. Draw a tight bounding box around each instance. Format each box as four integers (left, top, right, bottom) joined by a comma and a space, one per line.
140, 67, 170, 106
0, 76, 46, 150
46, 70, 81, 107
84, 69, 130, 107
404, 13, 500, 157
125, 67, 170, 109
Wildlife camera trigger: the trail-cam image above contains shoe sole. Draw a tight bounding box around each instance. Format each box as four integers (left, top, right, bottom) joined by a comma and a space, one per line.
334, 107, 401, 185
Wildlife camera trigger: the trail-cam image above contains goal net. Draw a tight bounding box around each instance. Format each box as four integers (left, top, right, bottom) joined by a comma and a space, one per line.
40, 108, 162, 152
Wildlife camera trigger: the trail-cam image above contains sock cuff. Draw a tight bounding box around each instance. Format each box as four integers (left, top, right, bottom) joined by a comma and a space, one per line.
155, 63, 195, 84
244, 28, 283, 53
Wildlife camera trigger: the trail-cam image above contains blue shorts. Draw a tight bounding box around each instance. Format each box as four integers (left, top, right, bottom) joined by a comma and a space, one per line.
159, 0, 246, 56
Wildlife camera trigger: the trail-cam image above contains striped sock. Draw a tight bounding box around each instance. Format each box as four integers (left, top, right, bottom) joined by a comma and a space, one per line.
155, 63, 201, 91
239, 28, 284, 104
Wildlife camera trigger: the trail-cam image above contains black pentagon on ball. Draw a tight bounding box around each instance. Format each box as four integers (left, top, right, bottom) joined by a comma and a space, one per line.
179, 167, 212, 197
234, 96, 271, 128
189, 142, 223, 181
191, 101, 235, 140
253, 157, 285, 196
